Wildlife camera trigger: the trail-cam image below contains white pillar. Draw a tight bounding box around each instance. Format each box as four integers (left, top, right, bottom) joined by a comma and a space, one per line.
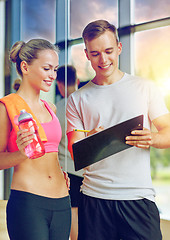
118, 0, 134, 74
0, 0, 5, 200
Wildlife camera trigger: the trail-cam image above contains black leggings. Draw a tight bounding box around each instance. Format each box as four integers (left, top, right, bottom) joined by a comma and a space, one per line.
7, 190, 71, 240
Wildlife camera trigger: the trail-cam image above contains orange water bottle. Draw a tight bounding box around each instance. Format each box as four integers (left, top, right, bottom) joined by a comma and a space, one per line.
18, 109, 45, 159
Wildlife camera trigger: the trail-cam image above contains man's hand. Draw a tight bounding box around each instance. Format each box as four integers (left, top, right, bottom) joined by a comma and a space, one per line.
125, 128, 152, 149
87, 126, 104, 137
63, 171, 70, 190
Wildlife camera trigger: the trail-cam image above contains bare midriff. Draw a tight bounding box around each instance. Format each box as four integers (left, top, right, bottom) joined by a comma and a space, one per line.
11, 152, 68, 198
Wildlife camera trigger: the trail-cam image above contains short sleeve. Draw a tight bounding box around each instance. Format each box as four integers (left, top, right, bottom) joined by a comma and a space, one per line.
148, 81, 169, 121
66, 94, 84, 134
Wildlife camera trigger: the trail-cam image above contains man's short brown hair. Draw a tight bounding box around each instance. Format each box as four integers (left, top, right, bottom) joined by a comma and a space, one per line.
57, 65, 77, 86
82, 20, 119, 44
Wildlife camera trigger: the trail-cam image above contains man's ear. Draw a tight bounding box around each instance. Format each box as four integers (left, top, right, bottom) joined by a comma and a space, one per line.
84, 49, 90, 60
118, 42, 122, 56
57, 81, 65, 97
77, 78, 80, 87
20, 61, 29, 74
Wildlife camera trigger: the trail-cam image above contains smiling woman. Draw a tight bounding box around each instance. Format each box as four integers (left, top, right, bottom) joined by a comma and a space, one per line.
22, 49, 59, 92
0, 39, 71, 240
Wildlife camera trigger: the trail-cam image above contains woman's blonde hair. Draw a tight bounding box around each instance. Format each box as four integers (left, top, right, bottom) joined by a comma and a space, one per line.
12, 78, 22, 91
9, 39, 59, 76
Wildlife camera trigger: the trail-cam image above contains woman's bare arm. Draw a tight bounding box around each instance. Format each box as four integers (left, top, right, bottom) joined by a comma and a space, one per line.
0, 103, 31, 170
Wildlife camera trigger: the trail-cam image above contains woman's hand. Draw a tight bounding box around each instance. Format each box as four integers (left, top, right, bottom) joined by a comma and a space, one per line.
16, 129, 34, 157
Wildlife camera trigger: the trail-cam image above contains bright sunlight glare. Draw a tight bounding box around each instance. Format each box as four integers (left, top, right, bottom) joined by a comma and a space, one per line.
159, 77, 170, 96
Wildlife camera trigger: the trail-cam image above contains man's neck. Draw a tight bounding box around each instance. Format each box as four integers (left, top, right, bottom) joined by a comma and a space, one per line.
67, 85, 78, 97
92, 70, 124, 86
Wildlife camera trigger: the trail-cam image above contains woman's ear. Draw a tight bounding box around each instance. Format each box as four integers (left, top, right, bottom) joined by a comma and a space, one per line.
20, 61, 29, 74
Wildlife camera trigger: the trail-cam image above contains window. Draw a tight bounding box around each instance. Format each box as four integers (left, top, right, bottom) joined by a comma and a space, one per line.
134, 25, 170, 219
134, 26, 170, 88
69, 44, 95, 82
70, 0, 118, 39
21, 0, 56, 43
69, 0, 118, 81
134, 0, 170, 24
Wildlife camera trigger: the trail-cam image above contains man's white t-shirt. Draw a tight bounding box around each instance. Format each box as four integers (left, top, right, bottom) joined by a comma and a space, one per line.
66, 73, 169, 201
57, 98, 83, 177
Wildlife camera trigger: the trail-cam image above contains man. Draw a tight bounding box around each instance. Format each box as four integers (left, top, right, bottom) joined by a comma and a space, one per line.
56, 65, 83, 240
66, 20, 170, 240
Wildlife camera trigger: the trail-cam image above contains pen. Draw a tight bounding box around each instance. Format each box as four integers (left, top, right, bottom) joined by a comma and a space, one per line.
73, 129, 90, 133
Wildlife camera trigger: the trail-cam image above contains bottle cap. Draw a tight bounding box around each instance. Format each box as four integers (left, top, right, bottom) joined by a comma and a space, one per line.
18, 109, 33, 123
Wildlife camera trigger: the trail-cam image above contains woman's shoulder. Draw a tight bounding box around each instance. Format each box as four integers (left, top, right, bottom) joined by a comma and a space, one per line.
0, 101, 8, 113
48, 102, 56, 114
0, 101, 11, 131
41, 100, 57, 114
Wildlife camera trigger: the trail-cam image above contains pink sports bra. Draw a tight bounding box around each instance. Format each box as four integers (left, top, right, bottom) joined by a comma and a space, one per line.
7, 100, 62, 153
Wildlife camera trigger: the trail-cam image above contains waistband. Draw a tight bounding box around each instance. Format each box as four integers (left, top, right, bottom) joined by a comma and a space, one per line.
9, 190, 71, 211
